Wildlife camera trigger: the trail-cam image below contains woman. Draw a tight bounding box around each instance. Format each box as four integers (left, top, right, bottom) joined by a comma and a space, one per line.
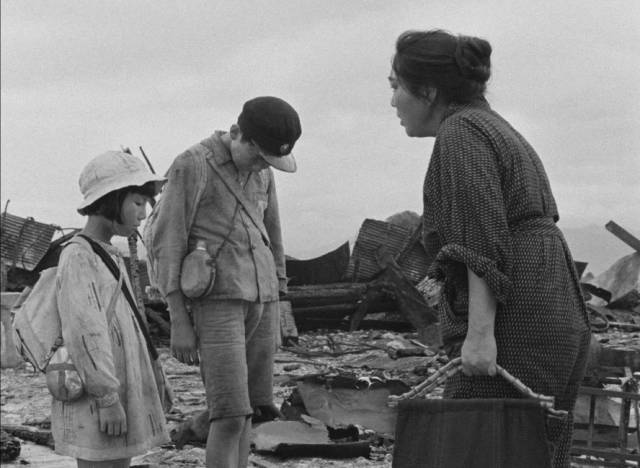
52, 151, 169, 467
389, 29, 590, 467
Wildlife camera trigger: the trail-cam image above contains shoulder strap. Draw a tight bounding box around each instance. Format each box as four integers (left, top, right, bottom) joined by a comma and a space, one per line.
204, 157, 271, 247
188, 148, 209, 234
76, 234, 159, 361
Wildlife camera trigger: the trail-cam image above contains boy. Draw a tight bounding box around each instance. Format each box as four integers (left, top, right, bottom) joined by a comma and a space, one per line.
147, 96, 301, 467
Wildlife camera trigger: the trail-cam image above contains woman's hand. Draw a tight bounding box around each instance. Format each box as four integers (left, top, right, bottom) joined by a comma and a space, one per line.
98, 401, 127, 436
461, 330, 497, 376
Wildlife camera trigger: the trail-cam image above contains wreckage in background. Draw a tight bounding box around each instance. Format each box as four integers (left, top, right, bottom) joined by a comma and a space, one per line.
0, 211, 78, 291
0, 211, 79, 369
283, 212, 439, 346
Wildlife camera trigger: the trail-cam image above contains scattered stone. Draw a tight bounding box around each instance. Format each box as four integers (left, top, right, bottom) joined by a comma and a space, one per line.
0, 430, 21, 462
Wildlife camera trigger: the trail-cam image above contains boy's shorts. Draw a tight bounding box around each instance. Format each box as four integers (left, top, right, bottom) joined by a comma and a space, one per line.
191, 299, 278, 420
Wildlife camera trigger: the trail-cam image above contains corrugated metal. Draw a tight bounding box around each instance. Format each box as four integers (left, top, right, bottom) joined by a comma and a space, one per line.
346, 218, 432, 284
396, 237, 432, 284
0, 212, 58, 271
346, 219, 411, 282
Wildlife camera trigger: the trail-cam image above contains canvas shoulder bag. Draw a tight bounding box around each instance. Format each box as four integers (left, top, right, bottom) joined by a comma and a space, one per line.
12, 237, 121, 401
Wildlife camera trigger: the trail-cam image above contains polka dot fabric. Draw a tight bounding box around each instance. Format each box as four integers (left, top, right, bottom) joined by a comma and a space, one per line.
423, 98, 591, 468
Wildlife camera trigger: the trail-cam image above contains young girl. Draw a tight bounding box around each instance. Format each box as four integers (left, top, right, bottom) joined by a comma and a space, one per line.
51, 150, 169, 467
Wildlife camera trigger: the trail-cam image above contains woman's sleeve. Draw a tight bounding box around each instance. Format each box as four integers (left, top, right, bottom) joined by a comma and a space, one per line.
427, 117, 513, 305
56, 247, 121, 407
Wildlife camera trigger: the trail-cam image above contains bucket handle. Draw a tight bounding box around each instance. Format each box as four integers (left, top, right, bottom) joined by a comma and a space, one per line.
388, 357, 567, 418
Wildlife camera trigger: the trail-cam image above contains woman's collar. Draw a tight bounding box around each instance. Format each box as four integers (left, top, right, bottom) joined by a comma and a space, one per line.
443, 96, 491, 120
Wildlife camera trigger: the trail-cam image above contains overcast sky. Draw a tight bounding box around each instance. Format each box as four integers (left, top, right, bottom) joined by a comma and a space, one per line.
1, 0, 639, 274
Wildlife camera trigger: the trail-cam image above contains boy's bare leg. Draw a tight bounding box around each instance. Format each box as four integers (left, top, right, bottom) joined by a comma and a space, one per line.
206, 416, 245, 468
238, 416, 252, 468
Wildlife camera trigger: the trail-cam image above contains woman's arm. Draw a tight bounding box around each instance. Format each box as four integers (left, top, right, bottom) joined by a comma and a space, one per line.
461, 267, 497, 376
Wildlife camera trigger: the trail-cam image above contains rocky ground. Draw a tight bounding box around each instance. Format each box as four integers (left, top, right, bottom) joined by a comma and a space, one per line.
2, 328, 637, 467
1, 329, 428, 467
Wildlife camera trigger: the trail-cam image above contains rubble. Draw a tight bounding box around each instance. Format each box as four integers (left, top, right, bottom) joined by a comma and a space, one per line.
251, 416, 373, 459
586, 221, 640, 311
0, 430, 21, 462
293, 375, 408, 436
2, 209, 640, 466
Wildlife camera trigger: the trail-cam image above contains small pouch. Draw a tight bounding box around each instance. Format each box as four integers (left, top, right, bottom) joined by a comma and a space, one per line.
46, 345, 85, 402
180, 241, 216, 299
180, 204, 240, 299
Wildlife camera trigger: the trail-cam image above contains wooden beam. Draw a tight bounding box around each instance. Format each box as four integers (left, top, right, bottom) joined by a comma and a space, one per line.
605, 221, 640, 252
282, 283, 367, 306
279, 300, 299, 346
2, 424, 54, 448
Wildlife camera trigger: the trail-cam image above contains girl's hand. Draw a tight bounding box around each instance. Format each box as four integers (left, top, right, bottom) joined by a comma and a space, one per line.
98, 400, 127, 436
461, 330, 497, 376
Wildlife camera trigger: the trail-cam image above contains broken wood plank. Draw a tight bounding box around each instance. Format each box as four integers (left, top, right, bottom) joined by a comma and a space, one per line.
293, 303, 356, 318
571, 446, 640, 464
292, 300, 397, 318
605, 221, 640, 252
349, 250, 438, 344
1, 425, 54, 448
282, 283, 367, 307
279, 301, 299, 346
597, 345, 640, 371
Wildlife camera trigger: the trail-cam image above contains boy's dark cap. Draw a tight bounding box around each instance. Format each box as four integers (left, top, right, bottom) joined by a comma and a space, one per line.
238, 96, 301, 173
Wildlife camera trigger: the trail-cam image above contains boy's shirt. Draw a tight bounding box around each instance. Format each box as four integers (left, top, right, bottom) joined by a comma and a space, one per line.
150, 131, 286, 302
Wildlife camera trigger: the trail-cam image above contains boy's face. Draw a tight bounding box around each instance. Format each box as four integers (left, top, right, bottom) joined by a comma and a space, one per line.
229, 125, 270, 173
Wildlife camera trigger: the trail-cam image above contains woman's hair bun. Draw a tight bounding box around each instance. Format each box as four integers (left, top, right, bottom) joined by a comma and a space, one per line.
454, 35, 492, 83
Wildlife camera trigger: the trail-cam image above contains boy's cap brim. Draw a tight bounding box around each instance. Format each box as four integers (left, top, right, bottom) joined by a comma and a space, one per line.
260, 152, 297, 173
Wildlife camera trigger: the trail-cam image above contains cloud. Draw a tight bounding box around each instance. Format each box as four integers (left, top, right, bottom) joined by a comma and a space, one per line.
1, 0, 638, 259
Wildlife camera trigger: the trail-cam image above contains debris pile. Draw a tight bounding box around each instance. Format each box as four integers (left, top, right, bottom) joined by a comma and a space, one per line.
1, 207, 639, 467
569, 221, 640, 466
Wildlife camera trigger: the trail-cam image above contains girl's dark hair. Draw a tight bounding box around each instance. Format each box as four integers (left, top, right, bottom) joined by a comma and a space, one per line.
392, 29, 492, 103
79, 182, 156, 221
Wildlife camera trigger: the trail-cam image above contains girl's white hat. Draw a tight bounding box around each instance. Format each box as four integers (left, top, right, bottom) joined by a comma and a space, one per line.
77, 151, 166, 213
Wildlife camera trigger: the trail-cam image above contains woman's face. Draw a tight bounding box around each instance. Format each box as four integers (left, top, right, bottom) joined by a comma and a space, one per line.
389, 70, 436, 138
113, 192, 150, 237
